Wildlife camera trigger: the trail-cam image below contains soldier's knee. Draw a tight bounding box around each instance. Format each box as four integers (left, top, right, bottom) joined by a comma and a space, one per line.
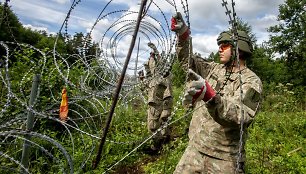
155, 84, 166, 98
163, 97, 173, 109
148, 119, 160, 132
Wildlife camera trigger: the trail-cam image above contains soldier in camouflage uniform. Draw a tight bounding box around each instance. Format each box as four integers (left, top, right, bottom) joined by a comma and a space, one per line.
138, 70, 145, 81
171, 12, 262, 173
144, 42, 173, 152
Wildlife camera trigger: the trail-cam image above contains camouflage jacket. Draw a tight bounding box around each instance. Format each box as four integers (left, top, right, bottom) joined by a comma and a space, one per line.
144, 53, 172, 103
177, 38, 263, 161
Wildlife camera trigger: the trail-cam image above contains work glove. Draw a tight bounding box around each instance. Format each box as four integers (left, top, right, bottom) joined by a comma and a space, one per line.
148, 42, 158, 52
171, 12, 190, 40
183, 69, 216, 107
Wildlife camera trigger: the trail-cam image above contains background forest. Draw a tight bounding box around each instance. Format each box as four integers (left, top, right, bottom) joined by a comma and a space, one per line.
0, 0, 305, 173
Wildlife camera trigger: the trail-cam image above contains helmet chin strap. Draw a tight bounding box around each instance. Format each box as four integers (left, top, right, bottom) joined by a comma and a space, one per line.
225, 58, 234, 67
225, 46, 236, 68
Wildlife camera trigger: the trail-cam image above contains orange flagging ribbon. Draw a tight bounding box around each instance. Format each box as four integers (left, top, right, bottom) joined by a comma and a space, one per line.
59, 88, 68, 122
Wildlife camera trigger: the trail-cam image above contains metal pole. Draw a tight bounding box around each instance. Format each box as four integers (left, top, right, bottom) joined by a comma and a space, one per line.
92, 0, 148, 169
20, 74, 41, 174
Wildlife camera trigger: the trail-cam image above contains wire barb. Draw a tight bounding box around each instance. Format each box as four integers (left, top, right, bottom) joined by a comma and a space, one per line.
221, 1, 245, 173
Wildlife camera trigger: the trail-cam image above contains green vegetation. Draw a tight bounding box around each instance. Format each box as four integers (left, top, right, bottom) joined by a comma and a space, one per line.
0, 0, 305, 173
112, 85, 305, 174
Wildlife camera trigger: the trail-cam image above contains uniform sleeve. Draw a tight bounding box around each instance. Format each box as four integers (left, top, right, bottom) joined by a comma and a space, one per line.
176, 38, 214, 78
205, 75, 262, 127
144, 60, 151, 78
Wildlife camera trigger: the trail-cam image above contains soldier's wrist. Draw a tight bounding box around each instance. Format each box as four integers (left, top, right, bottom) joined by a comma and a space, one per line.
178, 28, 190, 41
177, 26, 190, 41
203, 81, 216, 102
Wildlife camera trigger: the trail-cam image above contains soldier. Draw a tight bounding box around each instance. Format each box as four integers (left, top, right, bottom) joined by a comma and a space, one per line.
144, 42, 173, 153
171, 12, 263, 173
138, 70, 145, 81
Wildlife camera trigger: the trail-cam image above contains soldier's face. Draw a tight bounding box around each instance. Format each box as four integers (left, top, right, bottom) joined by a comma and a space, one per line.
218, 43, 232, 64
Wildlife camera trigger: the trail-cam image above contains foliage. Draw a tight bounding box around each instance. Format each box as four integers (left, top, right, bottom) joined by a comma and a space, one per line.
143, 137, 188, 174
0, 4, 99, 62
250, 47, 289, 84
95, 103, 149, 172
246, 111, 306, 174
0, 1, 306, 173
143, 86, 191, 174
0, 5, 23, 42
171, 59, 186, 88
268, 0, 306, 89
262, 83, 301, 112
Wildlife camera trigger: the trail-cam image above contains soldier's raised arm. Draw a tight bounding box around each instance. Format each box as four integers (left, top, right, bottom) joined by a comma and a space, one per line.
171, 12, 214, 79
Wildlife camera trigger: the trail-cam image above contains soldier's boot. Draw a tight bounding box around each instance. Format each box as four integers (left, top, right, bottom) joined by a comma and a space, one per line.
151, 138, 163, 153
143, 137, 162, 155
161, 128, 171, 144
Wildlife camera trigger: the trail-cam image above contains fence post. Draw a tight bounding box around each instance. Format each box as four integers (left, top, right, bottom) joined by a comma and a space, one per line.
20, 74, 41, 174
92, 0, 148, 169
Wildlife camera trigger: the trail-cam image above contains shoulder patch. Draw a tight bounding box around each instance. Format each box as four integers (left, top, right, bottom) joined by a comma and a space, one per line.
242, 87, 261, 112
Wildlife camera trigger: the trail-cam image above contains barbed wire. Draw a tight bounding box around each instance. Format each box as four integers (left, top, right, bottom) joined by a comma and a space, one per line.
0, 0, 247, 173
0, 0, 184, 172
221, 0, 246, 173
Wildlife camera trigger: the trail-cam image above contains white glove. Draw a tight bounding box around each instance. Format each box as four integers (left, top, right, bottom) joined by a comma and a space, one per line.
183, 69, 206, 107
183, 69, 217, 107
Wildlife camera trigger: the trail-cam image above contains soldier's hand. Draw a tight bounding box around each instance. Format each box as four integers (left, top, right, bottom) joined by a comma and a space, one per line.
148, 42, 158, 52
148, 42, 156, 49
182, 69, 216, 107
171, 12, 190, 40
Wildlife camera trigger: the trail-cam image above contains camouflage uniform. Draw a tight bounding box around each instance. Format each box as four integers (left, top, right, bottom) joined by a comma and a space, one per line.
144, 50, 173, 145
174, 38, 262, 173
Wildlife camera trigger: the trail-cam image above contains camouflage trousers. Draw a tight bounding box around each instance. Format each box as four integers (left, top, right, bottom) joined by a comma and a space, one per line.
174, 144, 244, 174
147, 104, 169, 142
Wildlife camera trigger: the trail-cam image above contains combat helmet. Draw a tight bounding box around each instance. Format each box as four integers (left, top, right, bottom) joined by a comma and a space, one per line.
217, 30, 253, 56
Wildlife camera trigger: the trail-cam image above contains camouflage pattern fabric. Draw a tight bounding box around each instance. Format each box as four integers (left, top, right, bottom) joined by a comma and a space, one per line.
147, 74, 172, 104
175, 38, 262, 168
174, 144, 244, 174
145, 52, 173, 141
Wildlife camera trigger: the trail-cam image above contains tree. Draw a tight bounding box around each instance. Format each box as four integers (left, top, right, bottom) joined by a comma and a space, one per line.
250, 46, 288, 84
268, 0, 306, 88
19, 27, 43, 45
236, 17, 257, 44
0, 4, 23, 42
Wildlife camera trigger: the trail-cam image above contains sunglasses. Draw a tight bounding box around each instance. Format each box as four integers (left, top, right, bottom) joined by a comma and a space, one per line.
219, 43, 231, 52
